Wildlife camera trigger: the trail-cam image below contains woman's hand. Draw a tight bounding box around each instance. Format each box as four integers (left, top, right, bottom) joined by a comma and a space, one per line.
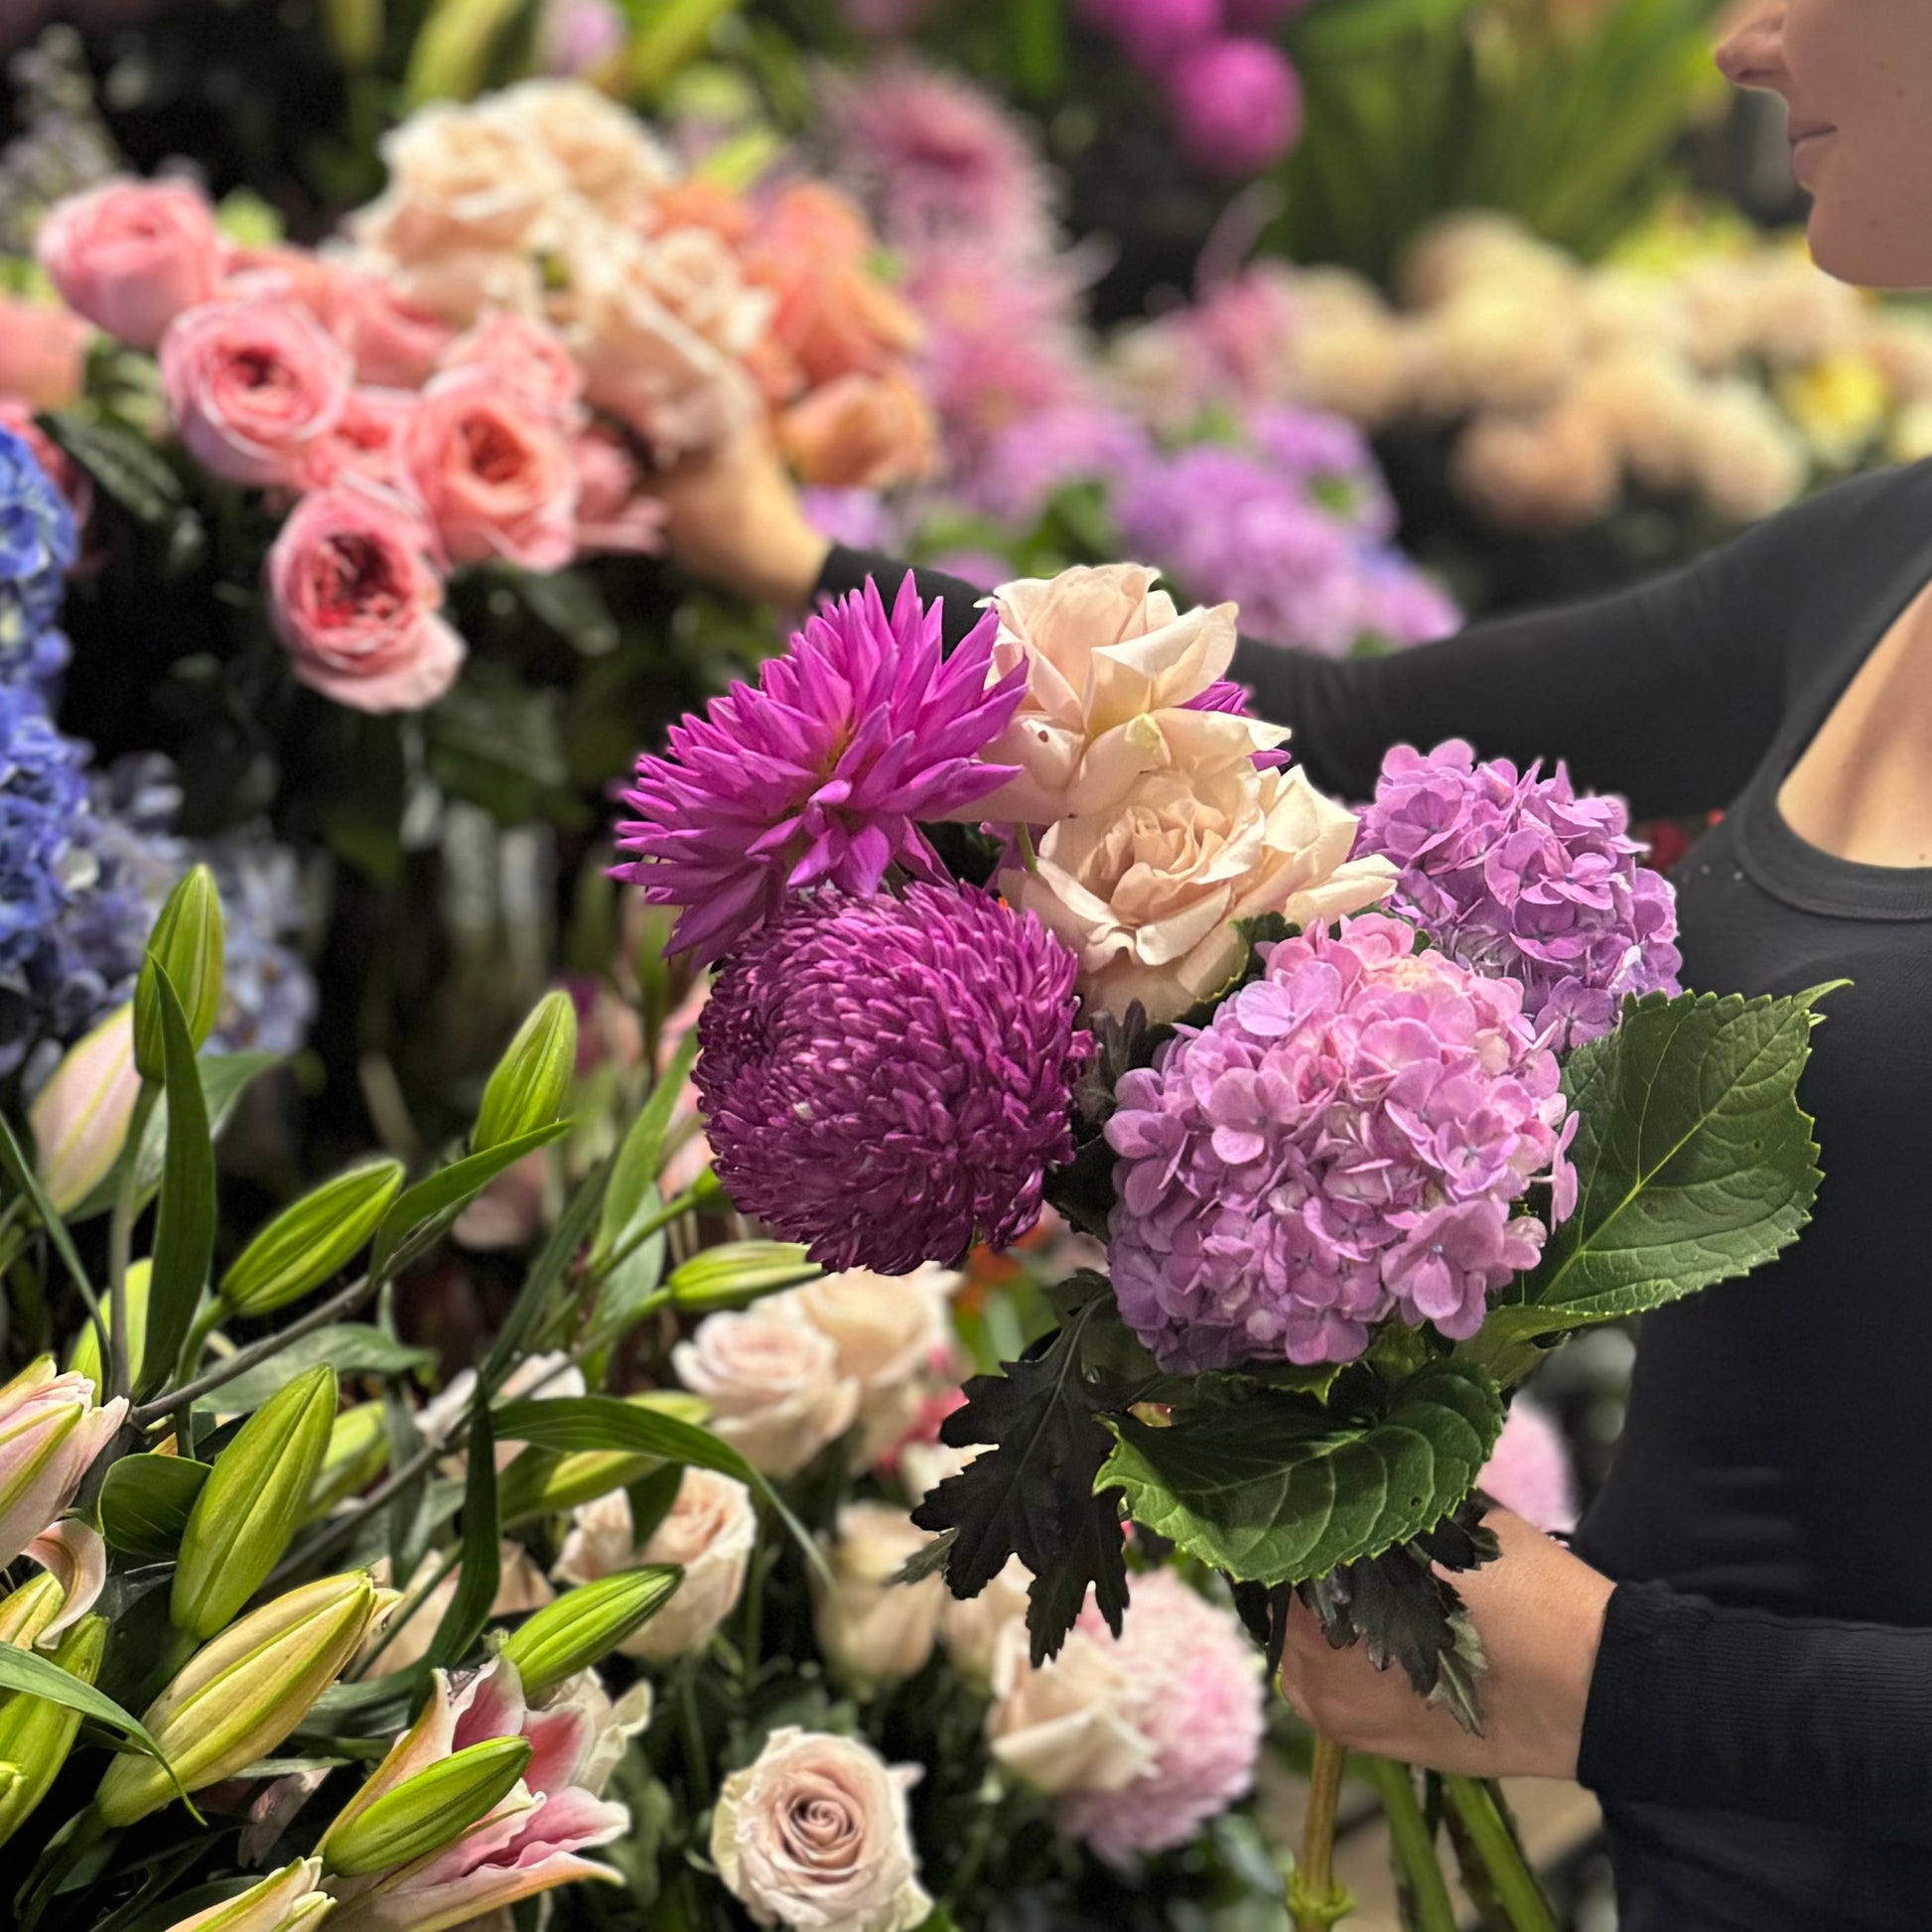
648, 419, 832, 609
1278, 1510, 1615, 1780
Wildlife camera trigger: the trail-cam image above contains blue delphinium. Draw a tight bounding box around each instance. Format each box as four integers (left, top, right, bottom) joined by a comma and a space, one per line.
0, 422, 77, 685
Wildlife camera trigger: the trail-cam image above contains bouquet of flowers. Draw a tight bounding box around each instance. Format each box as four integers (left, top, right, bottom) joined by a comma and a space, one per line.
617, 559, 1831, 1921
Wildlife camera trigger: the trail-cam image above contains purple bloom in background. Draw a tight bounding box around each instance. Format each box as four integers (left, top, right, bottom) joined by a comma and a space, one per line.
1081, 0, 1219, 69
959, 401, 1152, 528
1105, 911, 1574, 1371
799, 486, 903, 558
615, 575, 1025, 964
1355, 741, 1683, 1049
538, 0, 626, 73
696, 885, 1089, 1273
1169, 38, 1304, 179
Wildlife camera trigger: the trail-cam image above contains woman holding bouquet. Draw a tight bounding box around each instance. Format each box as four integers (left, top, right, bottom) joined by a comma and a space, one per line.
648, 4, 1932, 1925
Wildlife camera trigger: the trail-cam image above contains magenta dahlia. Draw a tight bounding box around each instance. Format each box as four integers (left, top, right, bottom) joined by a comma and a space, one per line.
1104, 911, 1576, 1372
614, 574, 1025, 964
695, 885, 1089, 1273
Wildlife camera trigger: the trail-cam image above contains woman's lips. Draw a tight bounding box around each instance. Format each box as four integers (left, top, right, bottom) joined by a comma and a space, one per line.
1789, 121, 1837, 183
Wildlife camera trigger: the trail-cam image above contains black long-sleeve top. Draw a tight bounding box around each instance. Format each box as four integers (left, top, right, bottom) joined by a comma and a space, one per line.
821, 456, 1932, 1930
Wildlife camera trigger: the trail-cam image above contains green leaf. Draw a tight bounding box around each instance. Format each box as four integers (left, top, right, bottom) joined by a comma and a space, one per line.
665, 1241, 817, 1312
480, 1155, 609, 1387
594, 1030, 700, 1267
39, 412, 184, 523
1097, 1359, 1506, 1587
0, 1641, 174, 1769
1470, 987, 1832, 1365
98, 1453, 211, 1560
138, 969, 216, 1402
206, 1325, 435, 1414
0, 1112, 101, 1314
909, 1304, 1139, 1664
426, 1398, 499, 1671
371, 1121, 572, 1279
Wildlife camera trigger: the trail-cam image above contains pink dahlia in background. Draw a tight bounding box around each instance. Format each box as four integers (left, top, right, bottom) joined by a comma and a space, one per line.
694, 885, 1089, 1274
1355, 741, 1682, 1049
1106, 911, 1576, 1370
1478, 1397, 1578, 1535
987, 1570, 1264, 1870
1169, 38, 1305, 179
614, 575, 1024, 964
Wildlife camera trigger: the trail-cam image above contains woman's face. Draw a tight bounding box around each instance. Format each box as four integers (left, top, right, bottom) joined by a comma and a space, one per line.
1717, 1, 1932, 289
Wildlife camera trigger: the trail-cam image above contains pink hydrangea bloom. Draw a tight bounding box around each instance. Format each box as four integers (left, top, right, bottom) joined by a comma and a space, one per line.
1479, 1396, 1578, 1535
1054, 1573, 1265, 1869
614, 575, 1024, 963
1105, 911, 1576, 1370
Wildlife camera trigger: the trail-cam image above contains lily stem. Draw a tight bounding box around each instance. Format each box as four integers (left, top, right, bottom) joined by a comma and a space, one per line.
1442, 1775, 1559, 1932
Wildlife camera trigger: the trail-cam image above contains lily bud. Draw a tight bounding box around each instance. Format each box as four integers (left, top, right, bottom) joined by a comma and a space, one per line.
497, 1564, 681, 1700
321, 1733, 532, 1876
133, 866, 225, 1082
173, 1366, 339, 1637
0, 1358, 127, 1568
220, 1160, 406, 1316
68, 1258, 151, 1395
159, 1856, 334, 1932
0, 1574, 65, 1651
302, 1400, 388, 1522
496, 1390, 709, 1524
30, 1004, 139, 1215
0, 1613, 106, 1849
96, 1570, 396, 1828
473, 992, 577, 1153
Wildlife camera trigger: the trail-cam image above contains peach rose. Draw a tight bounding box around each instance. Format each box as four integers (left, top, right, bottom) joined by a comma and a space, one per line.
1002, 722, 1395, 1023
570, 425, 667, 557
810, 1502, 945, 1690
437, 312, 585, 424
1449, 401, 1623, 537
367, 247, 546, 329
671, 1309, 861, 1478
553, 1468, 756, 1660
712, 1728, 929, 1932
395, 371, 578, 570
778, 369, 937, 490
37, 178, 222, 349
159, 297, 352, 488
967, 563, 1282, 828
265, 483, 466, 713
488, 78, 674, 220
328, 271, 457, 388
0, 295, 90, 410
352, 102, 567, 262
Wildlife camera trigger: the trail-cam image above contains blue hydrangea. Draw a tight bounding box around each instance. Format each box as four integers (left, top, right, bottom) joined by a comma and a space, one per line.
0, 423, 77, 685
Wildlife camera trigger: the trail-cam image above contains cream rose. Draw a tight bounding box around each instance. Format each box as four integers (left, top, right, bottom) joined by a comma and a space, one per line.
487, 79, 674, 220
985, 1617, 1154, 1797
1001, 719, 1395, 1023
671, 1310, 862, 1478
712, 1727, 929, 1932
964, 563, 1283, 828
899, 1443, 1032, 1685
553, 1469, 756, 1661
810, 1502, 945, 1691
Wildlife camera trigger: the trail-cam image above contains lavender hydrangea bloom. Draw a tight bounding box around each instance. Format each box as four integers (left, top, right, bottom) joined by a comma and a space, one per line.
1105, 911, 1575, 1371
615, 574, 1026, 964
0, 421, 75, 683
696, 885, 1089, 1274
960, 402, 1152, 528
1355, 741, 1683, 1048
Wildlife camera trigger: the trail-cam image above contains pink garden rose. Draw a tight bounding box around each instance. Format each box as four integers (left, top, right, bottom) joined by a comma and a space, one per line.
159, 297, 352, 488
266, 483, 465, 713
219, 242, 342, 322
38, 178, 222, 349
436, 312, 585, 424
570, 425, 666, 557
395, 370, 578, 570
0, 295, 90, 409
328, 271, 458, 388
310, 386, 413, 489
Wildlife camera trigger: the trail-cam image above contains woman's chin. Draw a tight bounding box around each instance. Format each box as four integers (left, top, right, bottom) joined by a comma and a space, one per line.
1805, 203, 1932, 294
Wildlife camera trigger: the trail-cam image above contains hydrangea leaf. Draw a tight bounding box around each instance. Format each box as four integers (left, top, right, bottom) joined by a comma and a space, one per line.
1471, 986, 1834, 1366
1096, 1358, 1505, 1587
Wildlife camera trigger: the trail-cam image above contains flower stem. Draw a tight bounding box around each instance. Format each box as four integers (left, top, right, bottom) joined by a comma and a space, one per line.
1289, 1731, 1353, 1931
107, 1083, 159, 1403
1364, 1757, 1457, 1932
1441, 1776, 1559, 1932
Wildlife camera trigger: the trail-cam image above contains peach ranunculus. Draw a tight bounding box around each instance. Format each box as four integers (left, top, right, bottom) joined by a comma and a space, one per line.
394, 371, 578, 571
159, 297, 352, 489
711, 1727, 929, 1932
350, 102, 568, 265
326, 271, 458, 388
487, 78, 675, 222
362, 1541, 554, 1676
570, 425, 667, 558
265, 483, 465, 713
552, 1467, 756, 1661
1001, 718, 1397, 1024
810, 1501, 945, 1691
670, 1309, 862, 1479
37, 178, 222, 349
777, 369, 937, 490
964, 563, 1286, 828
0, 295, 90, 409
436, 312, 586, 425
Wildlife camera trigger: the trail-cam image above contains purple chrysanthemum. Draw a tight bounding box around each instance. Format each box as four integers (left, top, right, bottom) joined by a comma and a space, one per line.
1104, 911, 1575, 1372
1355, 741, 1683, 1049
614, 575, 1025, 964
696, 885, 1089, 1273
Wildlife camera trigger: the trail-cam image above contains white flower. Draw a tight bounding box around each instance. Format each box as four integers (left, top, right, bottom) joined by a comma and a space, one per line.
672, 1310, 862, 1478
485, 79, 674, 219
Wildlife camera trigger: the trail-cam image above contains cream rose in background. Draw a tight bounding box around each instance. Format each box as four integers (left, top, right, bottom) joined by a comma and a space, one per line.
672, 1308, 863, 1478
900, 1442, 1032, 1684
811, 1501, 946, 1690
712, 1727, 929, 1932
553, 1467, 757, 1661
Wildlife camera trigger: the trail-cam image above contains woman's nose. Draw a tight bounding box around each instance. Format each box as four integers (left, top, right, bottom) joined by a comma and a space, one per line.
1715, 3, 1788, 89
